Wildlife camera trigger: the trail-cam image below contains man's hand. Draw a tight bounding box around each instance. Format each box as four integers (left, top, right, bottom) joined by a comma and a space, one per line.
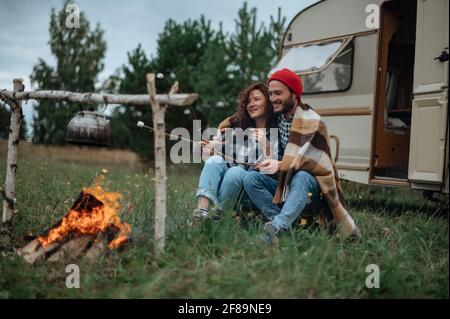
256, 159, 281, 175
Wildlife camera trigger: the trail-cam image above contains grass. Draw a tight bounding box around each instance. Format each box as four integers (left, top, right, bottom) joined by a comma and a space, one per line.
0, 154, 448, 299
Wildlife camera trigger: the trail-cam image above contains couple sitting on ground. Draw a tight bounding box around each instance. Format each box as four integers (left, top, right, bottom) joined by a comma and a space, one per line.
193, 68, 361, 243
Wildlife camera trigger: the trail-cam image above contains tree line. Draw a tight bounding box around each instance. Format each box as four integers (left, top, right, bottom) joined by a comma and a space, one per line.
1, 1, 286, 160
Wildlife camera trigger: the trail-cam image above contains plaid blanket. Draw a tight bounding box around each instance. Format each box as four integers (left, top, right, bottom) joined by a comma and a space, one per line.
273, 106, 361, 239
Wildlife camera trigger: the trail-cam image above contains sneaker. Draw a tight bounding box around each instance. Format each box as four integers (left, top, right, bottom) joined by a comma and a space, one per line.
191, 207, 223, 226
190, 208, 209, 226
209, 208, 222, 222
260, 222, 286, 245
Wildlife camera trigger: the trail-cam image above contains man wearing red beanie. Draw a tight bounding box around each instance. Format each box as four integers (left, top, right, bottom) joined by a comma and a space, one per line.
266, 68, 308, 160
268, 68, 304, 114
243, 68, 361, 244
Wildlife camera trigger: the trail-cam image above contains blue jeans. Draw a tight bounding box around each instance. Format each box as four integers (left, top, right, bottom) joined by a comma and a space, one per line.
196, 155, 248, 211
243, 170, 323, 230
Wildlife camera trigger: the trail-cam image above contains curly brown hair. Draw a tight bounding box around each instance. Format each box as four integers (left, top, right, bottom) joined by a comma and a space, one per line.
228, 82, 278, 130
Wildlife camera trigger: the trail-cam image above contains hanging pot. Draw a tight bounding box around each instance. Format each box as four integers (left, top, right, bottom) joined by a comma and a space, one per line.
66, 111, 111, 147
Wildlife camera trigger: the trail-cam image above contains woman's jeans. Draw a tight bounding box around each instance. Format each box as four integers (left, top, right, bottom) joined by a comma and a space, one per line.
196, 155, 248, 211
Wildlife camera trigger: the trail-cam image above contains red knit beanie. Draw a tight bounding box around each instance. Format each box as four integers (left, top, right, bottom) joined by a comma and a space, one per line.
268, 68, 303, 100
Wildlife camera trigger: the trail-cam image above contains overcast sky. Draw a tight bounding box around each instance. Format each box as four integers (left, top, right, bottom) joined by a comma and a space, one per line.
0, 0, 318, 129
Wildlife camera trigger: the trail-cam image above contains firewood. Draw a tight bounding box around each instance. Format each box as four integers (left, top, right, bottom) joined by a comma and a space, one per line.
19, 238, 40, 256
84, 234, 106, 262
18, 181, 130, 263
47, 235, 95, 262
19, 240, 61, 264
71, 191, 103, 212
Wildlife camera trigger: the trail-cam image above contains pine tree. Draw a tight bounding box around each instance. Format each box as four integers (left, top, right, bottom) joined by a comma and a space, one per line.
106, 44, 155, 159
30, 0, 106, 144
226, 3, 286, 98
101, 3, 286, 160
192, 25, 231, 126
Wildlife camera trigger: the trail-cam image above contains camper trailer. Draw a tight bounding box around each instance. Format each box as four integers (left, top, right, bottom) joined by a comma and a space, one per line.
271, 0, 449, 195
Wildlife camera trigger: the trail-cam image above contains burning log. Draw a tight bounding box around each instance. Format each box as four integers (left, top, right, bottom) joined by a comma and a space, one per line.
18, 177, 131, 264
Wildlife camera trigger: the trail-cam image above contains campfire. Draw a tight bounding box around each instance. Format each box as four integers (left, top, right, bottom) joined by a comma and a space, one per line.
19, 176, 131, 264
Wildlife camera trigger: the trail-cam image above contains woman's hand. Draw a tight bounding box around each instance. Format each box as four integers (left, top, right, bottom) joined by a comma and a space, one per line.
200, 140, 214, 157
249, 128, 268, 145
200, 139, 223, 157
250, 128, 273, 158
193, 141, 211, 158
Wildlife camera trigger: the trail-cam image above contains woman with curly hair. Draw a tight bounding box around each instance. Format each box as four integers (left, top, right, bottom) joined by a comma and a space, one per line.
193, 82, 278, 222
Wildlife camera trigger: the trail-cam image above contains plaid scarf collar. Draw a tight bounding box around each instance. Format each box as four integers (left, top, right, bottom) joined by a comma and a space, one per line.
278, 113, 294, 159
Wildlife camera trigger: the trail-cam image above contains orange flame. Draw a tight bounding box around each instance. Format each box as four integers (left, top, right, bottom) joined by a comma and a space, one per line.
38, 176, 131, 249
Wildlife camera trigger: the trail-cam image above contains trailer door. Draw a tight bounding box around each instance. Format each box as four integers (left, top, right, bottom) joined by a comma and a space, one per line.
408, 0, 449, 183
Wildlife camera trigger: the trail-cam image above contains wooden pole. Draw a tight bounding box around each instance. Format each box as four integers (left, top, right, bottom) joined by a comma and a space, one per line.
146, 73, 167, 254
0, 89, 198, 107
2, 79, 24, 231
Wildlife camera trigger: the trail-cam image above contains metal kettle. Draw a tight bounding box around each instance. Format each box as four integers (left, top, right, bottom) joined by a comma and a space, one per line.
66, 110, 111, 147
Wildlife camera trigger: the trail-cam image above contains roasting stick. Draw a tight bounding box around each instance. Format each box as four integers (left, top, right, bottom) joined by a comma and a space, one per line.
137, 121, 258, 168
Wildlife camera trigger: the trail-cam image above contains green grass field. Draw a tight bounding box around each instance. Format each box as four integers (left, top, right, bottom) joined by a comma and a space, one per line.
0, 156, 448, 298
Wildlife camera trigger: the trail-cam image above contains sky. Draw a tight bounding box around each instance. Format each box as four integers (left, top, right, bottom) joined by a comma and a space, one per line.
0, 0, 318, 130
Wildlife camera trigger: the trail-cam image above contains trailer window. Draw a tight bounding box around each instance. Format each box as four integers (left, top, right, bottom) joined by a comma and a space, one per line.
270, 37, 354, 94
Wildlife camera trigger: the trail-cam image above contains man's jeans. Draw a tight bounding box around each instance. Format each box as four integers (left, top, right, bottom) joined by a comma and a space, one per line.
196, 155, 248, 211
243, 170, 323, 230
